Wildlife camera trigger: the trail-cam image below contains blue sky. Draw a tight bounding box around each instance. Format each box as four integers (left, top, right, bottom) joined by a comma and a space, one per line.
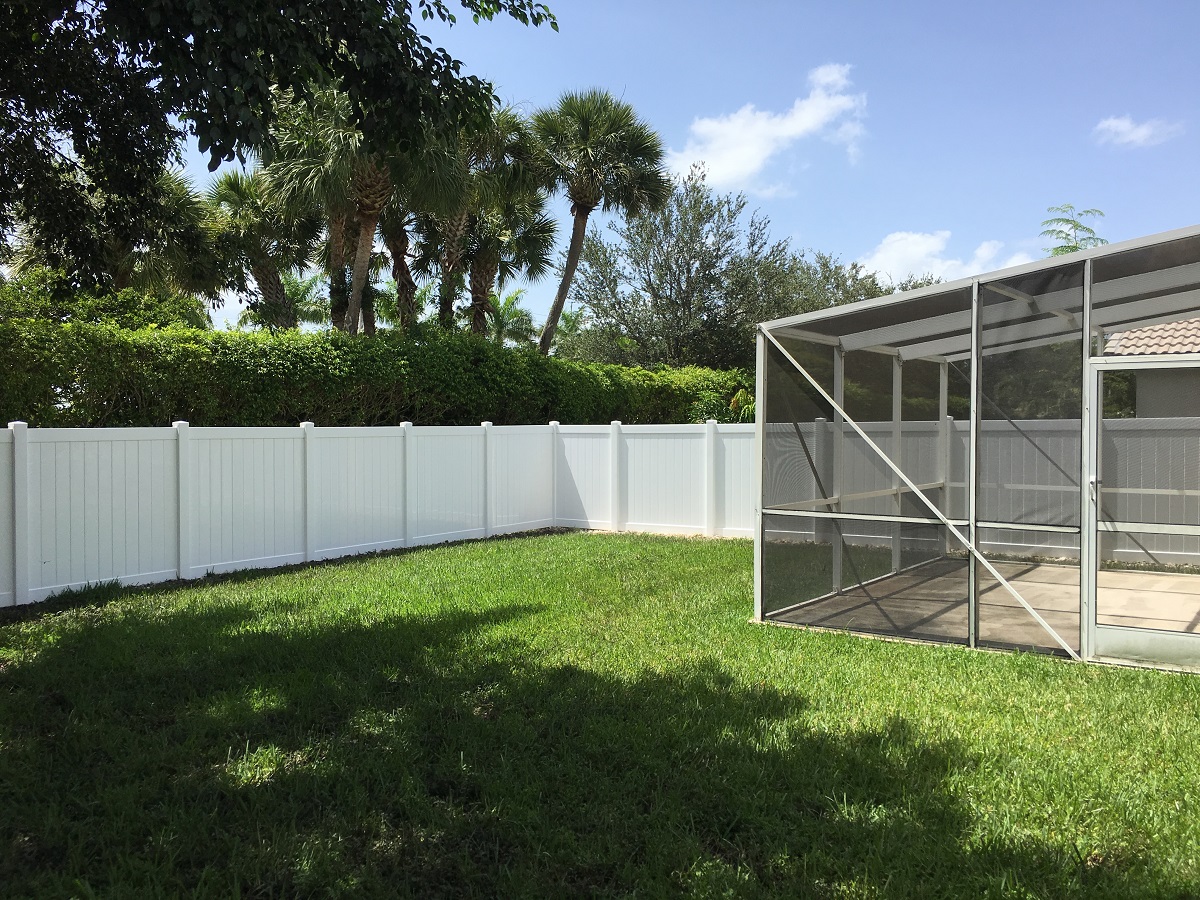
185, 0, 1200, 327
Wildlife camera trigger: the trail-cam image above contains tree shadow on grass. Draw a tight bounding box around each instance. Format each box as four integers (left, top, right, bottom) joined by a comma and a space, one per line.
0, 598, 1178, 898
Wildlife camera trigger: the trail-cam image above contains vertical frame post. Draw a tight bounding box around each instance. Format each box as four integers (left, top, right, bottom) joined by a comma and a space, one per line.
401, 421, 413, 547
832, 346, 845, 592
610, 420, 623, 532
753, 330, 766, 620
705, 418, 718, 537
301, 422, 315, 562
481, 421, 493, 538
891, 355, 903, 573
9, 422, 29, 606
173, 421, 193, 580
939, 361, 951, 556
1080, 258, 1096, 660
968, 280, 981, 648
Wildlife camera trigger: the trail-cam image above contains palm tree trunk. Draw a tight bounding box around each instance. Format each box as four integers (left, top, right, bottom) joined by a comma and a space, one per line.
538, 209, 590, 354
382, 228, 419, 332
468, 254, 498, 334
346, 214, 378, 336
362, 288, 377, 336
251, 263, 292, 329
328, 214, 349, 331
438, 208, 470, 328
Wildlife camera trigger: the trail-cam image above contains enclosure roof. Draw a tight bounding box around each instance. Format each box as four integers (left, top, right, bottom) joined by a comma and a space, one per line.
761, 223, 1200, 363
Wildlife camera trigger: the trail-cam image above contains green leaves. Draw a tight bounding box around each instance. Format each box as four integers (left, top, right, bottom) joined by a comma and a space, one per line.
1, 321, 750, 427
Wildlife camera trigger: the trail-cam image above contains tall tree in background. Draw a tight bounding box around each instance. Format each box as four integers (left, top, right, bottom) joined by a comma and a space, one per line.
10, 168, 223, 298
564, 166, 904, 369
463, 191, 557, 333
533, 89, 671, 354
1041, 204, 1108, 256
419, 107, 542, 328
207, 170, 321, 329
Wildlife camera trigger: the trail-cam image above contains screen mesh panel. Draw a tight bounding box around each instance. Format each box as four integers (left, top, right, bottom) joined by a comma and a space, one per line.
764, 515, 968, 644
1098, 370, 1200, 526
977, 263, 1084, 527
761, 514, 832, 617
1097, 530, 1200, 633
976, 527, 1080, 655
763, 340, 835, 511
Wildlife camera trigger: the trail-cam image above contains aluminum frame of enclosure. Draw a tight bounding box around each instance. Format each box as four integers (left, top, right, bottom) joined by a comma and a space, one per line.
755, 224, 1200, 670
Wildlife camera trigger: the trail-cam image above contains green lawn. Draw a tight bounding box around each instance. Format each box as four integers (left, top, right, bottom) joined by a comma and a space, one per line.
1, 532, 1198, 898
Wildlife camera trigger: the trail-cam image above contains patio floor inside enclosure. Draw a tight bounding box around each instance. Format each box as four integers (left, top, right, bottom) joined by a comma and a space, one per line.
755, 225, 1200, 668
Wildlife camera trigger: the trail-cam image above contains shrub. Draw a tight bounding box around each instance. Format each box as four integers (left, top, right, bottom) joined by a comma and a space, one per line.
0, 321, 753, 427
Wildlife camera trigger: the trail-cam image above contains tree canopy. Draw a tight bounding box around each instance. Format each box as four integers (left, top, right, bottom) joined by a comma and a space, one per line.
0, 0, 555, 285
561, 166, 924, 370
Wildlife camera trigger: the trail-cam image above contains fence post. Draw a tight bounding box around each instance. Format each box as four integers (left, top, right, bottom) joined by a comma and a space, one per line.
173, 421, 193, 580
481, 421, 493, 538
813, 417, 830, 547
610, 420, 623, 532
301, 422, 315, 561
9, 422, 29, 606
401, 421, 413, 547
549, 421, 559, 528
705, 419, 718, 537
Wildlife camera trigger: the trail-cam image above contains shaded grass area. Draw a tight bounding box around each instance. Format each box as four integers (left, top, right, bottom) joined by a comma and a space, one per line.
1, 532, 1198, 897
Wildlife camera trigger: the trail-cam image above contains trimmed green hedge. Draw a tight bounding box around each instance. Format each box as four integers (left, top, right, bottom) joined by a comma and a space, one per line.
0, 321, 752, 427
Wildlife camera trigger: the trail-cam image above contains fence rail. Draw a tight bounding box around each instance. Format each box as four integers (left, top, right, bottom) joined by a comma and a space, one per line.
0, 420, 755, 606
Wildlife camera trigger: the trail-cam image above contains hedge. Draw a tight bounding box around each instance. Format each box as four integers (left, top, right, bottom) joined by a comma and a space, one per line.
0, 321, 753, 427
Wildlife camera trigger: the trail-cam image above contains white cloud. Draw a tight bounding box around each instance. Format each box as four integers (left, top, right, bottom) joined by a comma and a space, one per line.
858, 231, 1033, 283
1093, 115, 1183, 148
667, 63, 865, 192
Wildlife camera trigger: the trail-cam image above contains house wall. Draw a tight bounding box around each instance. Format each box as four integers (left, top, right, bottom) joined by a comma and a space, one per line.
1136, 369, 1200, 418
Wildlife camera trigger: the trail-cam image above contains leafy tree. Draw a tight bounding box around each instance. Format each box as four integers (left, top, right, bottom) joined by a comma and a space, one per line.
1041, 204, 1107, 256
533, 89, 672, 354
0, 0, 556, 283
10, 168, 224, 298
564, 166, 906, 369
0, 267, 211, 329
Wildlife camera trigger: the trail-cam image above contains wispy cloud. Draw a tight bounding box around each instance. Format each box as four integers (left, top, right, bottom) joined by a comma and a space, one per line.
858, 231, 1033, 283
667, 64, 865, 193
1093, 115, 1183, 148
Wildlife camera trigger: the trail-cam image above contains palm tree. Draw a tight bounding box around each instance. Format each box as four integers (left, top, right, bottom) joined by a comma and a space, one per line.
487, 288, 537, 345
264, 87, 366, 332
533, 89, 671, 354
463, 190, 556, 334
207, 169, 320, 329
424, 106, 542, 328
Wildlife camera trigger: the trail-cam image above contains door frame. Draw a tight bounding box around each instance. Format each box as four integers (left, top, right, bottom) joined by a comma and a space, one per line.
1083, 352, 1200, 668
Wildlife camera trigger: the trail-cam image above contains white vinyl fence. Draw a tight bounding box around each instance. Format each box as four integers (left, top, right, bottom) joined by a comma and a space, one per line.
4, 416, 1197, 607
0, 421, 756, 606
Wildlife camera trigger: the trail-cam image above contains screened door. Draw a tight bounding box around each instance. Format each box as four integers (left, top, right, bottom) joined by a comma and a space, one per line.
1088, 360, 1200, 668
